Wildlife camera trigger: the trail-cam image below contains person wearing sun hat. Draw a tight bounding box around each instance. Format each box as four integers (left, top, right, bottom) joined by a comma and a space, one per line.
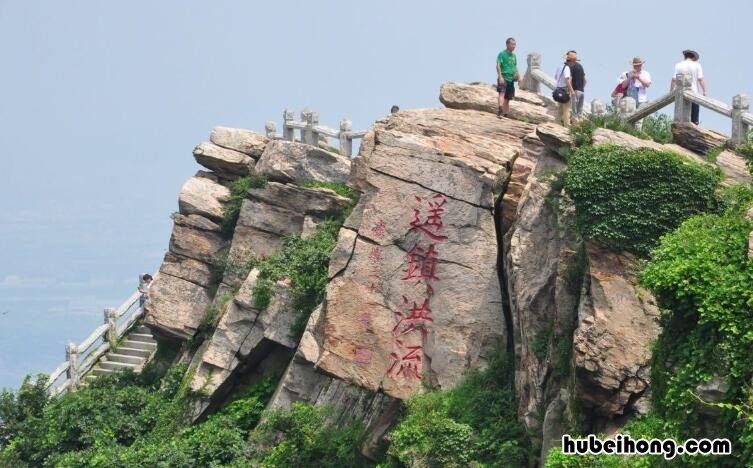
671, 49, 707, 125
566, 50, 587, 124
619, 56, 652, 128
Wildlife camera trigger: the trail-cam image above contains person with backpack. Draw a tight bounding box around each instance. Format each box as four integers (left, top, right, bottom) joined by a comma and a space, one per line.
567, 51, 587, 124
496, 37, 519, 118
553, 53, 577, 127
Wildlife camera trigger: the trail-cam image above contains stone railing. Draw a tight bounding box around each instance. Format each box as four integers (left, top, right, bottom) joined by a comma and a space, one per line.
264, 109, 367, 157
44, 276, 155, 396
523, 52, 753, 145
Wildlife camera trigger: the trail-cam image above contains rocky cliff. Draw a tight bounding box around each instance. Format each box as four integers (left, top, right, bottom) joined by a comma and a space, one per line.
141, 81, 746, 463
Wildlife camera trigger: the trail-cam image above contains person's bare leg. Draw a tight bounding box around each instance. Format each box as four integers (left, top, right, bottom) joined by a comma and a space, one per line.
503, 98, 511, 115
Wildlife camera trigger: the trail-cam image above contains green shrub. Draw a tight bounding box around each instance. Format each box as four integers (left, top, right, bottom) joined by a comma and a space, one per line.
641, 213, 753, 465
252, 217, 350, 337
299, 180, 358, 200
248, 402, 368, 467
571, 113, 650, 147
0, 368, 278, 467
563, 145, 721, 256
385, 354, 528, 467
641, 113, 673, 144
222, 172, 269, 235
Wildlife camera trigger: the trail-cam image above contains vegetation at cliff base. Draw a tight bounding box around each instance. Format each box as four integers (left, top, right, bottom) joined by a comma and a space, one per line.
563, 144, 721, 256
0, 352, 368, 467
382, 354, 529, 467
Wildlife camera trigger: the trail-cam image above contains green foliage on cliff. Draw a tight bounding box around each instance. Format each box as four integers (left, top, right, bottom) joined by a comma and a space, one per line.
563, 145, 721, 256
252, 183, 358, 336
0, 357, 368, 466
639, 211, 753, 465
221, 171, 269, 235
570, 112, 672, 147
298, 179, 358, 200
247, 402, 367, 467
382, 354, 529, 467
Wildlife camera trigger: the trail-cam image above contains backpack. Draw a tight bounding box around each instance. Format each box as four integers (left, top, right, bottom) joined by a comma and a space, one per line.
552, 65, 570, 103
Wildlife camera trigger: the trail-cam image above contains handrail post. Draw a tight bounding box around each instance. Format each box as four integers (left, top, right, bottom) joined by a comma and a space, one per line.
282, 109, 295, 141
339, 118, 353, 157
300, 108, 313, 144
65, 343, 79, 391
673, 73, 693, 123
731, 94, 750, 145
591, 99, 606, 116
310, 112, 320, 146
265, 121, 277, 139
104, 307, 118, 349
618, 96, 636, 120
521, 53, 541, 93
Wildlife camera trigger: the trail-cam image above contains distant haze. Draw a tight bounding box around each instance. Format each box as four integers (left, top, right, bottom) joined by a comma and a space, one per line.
1, 0, 750, 389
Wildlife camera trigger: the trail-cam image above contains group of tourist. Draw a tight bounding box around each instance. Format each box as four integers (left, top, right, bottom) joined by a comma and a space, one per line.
495, 38, 707, 128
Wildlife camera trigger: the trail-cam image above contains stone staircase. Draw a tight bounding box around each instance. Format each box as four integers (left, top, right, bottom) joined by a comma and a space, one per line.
85, 325, 157, 382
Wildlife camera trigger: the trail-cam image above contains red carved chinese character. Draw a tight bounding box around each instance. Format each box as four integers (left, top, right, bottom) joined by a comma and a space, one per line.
392, 298, 433, 337
402, 243, 439, 284
410, 194, 448, 241
387, 344, 422, 379
369, 246, 384, 262
371, 220, 387, 238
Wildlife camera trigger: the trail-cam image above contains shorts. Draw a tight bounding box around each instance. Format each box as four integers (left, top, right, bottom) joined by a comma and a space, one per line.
497, 80, 515, 100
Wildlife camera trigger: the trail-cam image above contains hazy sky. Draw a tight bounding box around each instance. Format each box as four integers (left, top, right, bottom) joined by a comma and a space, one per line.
1, 0, 751, 389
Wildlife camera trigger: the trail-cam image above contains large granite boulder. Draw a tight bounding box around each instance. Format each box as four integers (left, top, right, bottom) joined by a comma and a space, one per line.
314, 108, 522, 399
146, 216, 228, 339
178, 176, 231, 222
573, 242, 661, 419
671, 123, 728, 155
210, 126, 268, 158
439, 81, 555, 124
536, 123, 575, 158
255, 140, 351, 184
193, 142, 253, 179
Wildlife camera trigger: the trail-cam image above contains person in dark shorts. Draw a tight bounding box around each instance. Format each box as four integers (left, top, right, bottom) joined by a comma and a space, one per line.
496, 37, 519, 118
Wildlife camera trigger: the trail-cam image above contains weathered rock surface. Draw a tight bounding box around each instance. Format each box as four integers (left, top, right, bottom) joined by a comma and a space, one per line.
224, 182, 351, 285
210, 126, 268, 158
193, 142, 253, 178
146, 215, 228, 339
439, 81, 555, 124
672, 122, 728, 155
716, 150, 752, 185
504, 153, 584, 462
178, 176, 231, 222
536, 123, 575, 157
189, 269, 299, 401
146, 271, 213, 340
573, 242, 661, 419
315, 108, 521, 399
268, 305, 401, 459
256, 140, 351, 184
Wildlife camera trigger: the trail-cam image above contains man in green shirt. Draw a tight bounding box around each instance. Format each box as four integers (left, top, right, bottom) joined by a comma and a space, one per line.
496, 37, 519, 118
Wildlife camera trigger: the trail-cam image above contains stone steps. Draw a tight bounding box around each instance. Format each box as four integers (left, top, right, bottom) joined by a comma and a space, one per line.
84, 323, 158, 384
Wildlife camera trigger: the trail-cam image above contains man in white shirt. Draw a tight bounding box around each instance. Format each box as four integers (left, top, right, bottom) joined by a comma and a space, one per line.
671, 50, 707, 125
554, 53, 577, 127
619, 56, 652, 129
